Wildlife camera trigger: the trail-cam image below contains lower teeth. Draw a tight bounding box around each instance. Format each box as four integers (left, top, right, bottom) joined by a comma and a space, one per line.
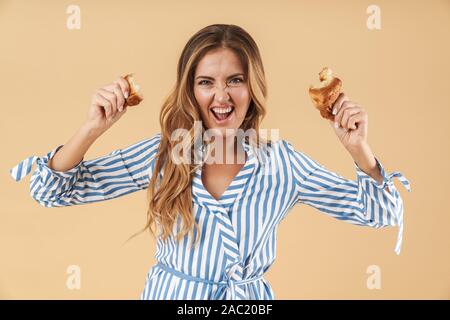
213, 111, 232, 120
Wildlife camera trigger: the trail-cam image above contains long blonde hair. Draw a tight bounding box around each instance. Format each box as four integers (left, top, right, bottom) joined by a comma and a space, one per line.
130, 24, 270, 244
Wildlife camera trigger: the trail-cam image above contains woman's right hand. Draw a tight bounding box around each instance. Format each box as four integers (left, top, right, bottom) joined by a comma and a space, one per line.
85, 76, 132, 134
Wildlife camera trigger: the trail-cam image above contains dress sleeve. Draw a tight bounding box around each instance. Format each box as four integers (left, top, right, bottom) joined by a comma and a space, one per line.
9, 133, 161, 208
284, 140, 411, 255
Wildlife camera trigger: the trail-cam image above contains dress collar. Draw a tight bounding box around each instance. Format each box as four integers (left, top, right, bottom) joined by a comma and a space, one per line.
191, 138, 257, 211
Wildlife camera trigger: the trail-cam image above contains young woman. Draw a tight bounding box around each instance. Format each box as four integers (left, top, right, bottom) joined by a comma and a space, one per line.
10, 24, 410, 300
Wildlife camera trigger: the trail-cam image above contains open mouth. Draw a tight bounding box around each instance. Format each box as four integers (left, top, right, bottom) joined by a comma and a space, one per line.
210, 106, 235, 122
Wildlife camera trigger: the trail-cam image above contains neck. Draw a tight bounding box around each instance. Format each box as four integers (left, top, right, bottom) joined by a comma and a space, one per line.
209, 135, 246, 165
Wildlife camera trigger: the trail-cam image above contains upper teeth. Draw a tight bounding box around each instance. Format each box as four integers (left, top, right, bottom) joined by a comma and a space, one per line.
212, 107, 233, 113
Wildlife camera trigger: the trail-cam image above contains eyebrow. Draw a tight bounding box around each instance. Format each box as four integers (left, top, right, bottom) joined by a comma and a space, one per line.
195, 73, 245, 80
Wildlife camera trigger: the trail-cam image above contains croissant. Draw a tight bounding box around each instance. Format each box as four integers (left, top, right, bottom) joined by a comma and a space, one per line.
308, 67, 342, 120
124, 73, 144, 106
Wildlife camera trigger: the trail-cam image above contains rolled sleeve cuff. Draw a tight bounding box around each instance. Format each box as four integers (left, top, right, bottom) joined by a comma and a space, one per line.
354, 157, 411, 192
354, 156, 411, 255
10, 144, 84, 183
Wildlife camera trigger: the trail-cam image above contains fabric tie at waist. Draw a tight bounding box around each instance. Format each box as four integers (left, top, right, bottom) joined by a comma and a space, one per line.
155, 262, 262, 300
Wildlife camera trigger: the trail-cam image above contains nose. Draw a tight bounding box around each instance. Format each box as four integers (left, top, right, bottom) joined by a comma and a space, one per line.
213, 85, 231, 102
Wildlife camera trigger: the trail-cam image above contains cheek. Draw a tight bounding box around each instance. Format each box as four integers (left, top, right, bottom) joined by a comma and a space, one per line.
234, 89, 251, 117
194, 89, 210, 114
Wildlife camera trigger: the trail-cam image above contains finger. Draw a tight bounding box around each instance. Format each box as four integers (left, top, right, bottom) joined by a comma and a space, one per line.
114, 76, 130, 99
111, 83, 126, 111
334, 101, 357, 128
97, 90, 115, 120
93, 92, 112, 119
98, 88, 118, 118
340, 106, 361, 130
104, 83, 125, 111
105, 82, 128, 111
332, 92, 349, 116
348, 110, 367, 130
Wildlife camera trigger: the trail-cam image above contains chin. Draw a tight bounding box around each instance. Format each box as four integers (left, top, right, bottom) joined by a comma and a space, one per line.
204, 125, 240, 138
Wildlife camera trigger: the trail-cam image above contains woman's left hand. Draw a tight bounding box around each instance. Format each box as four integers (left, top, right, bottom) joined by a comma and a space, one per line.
329, 92, 368, 151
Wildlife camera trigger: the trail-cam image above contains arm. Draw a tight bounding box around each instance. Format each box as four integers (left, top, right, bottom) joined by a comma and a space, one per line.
9, 75, 159, 207
10, 132, 161, 208
46, 123, 101, 172
347, 142, 392, 193
284, 140, 411, 255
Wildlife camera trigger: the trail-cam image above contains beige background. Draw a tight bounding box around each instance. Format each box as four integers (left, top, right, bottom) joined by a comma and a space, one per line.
1, 0, 449, 299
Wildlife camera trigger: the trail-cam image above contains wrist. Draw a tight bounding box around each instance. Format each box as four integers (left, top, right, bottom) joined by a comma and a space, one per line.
347, 143, 384, 184
80, 122, 104, 141
348, 143, 377, 172
345, 141, 369, 155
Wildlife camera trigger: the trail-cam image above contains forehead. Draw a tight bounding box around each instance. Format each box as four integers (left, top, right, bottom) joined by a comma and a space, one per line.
195, 48, 243, 76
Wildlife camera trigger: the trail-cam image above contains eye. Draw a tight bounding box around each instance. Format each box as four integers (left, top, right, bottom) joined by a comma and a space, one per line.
230, 78, 243, 84
198, 80, 211, 85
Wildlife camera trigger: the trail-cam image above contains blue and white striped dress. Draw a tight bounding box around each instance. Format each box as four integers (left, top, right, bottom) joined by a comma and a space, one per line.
10, 133, 411, 300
